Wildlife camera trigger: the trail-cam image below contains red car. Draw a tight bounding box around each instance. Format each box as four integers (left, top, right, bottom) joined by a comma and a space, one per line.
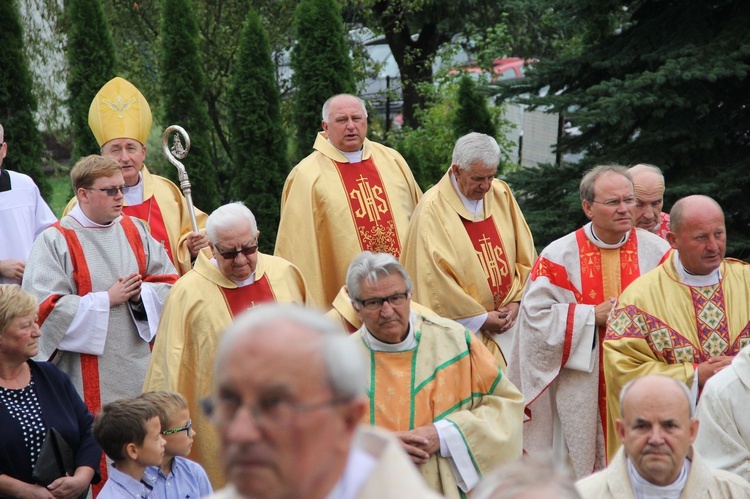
451, 57, 535, 81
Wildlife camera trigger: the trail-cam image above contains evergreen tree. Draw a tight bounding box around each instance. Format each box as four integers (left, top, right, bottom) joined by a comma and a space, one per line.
228, 9, 289, 254
504, 0, 750, 255
0, 1, 49, 198
453, 75, 497, 140
67, 0, 117, 161
291, 0, 355, 160
159, 0, 220, 212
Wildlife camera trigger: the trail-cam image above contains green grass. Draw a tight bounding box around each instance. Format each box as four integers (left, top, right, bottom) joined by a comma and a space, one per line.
48, 174, 73, 218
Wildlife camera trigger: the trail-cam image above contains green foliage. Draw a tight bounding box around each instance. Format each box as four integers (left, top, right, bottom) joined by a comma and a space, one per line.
453, 76, 497, 138
0, 0, 49, 197
391, 74, 514, 190
504, 0, 750, 257
159, 0, 220, 212
66, 0, 117, 161
504, 162, 586, 252
228, 9, 289, 254
291, 0, 356, 160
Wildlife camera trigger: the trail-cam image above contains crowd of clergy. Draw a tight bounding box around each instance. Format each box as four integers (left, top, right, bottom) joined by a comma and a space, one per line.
1, 74, 750, 499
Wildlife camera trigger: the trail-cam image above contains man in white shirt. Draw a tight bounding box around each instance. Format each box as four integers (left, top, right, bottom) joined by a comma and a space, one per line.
0, 123, 56, 284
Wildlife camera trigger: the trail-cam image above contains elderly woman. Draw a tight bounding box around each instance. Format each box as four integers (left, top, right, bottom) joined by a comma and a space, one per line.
0, 284, 101, 498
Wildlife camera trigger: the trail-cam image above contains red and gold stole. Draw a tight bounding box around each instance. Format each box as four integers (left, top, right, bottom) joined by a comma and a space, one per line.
461, 216, 512, 309
220, 275, 276, 317
334, 158, 401, 256
124, 197, 174, 263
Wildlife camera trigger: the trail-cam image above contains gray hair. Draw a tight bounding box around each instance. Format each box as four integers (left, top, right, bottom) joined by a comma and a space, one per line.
579, 165, 632, 202
669, 195, 723, 233
472, 453, 581, 499
452, 132, 500, 171
345, 251, 413, 306
214, 304, 366, 400
619, 374, 695, 419
628, 163, 664, 179
321, 94, 368, 122
206, 201, 258, 246
0, 124, 4, 143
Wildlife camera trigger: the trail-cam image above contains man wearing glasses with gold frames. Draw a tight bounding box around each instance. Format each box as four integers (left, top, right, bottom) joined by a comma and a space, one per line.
345, 251, 524, 498
506, 165, 671, 480
144, 201, 307, 488
204, 303, 440, 499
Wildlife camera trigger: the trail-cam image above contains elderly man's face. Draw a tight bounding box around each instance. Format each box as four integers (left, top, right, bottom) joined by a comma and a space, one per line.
0, 131, 6, 167
616, 378, 699, 486
210, 220, 258, 282
582, 172, 635, 244
354, 273, 411, 344
321, 96, 368, 153
101, 138, 146, 187
632, 171, 665, 232
451, 162, 497, 201
213, 322, 360, 498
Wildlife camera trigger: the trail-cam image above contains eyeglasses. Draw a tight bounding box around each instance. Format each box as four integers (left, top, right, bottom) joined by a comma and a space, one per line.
201, 395, 348, 429
85, 186, 129, 196
217, 245, 258, 260
162, 419, 192, 436
355, 292, 410, 311
590, 196, 637, 208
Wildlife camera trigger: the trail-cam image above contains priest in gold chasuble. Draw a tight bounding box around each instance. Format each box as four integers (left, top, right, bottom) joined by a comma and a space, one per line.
143, 202, 307, 489
604, 195, 750, 461
345, 251, 523, 498
401, 133, 536, 367
275, 94, 421, 310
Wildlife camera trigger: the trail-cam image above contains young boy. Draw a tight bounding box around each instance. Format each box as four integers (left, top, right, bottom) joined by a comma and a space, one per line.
140, 391, 213, 498
93, 397, 165, 498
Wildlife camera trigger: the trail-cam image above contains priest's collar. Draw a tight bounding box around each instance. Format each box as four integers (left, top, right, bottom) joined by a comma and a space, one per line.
626, 455, 690, 499
584, 222, 629, 249
124, 171, 143, 205
450, 170, 484, 221
210, 257, 256, 287
328, 139, 363, 163
673, 252, 721, 286
363, 312, 417, 351
69, 204, 120, 227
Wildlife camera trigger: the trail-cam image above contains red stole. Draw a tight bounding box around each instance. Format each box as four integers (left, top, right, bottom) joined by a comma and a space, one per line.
334, 157, 402, 257
38, 215, 169, 493
220, 275, 276, 316
461, 216, 512, 309
124, 197, 174, 263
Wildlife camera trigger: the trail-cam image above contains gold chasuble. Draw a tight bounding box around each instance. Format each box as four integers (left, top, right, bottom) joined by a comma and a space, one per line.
401, 170, 536, 366
351, 314, 524, 498
604, 254, 750, 459
143, 252, 307, 488
64, 165, 207, 276
276, 133, 421, 309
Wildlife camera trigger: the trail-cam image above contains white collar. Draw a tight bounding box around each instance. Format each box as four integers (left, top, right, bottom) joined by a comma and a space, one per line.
673, 252, 722, 286
124, 171, 144, 205
627, 456, 690, 499
450, 170, 484, 220
328, 139, 364, 163
584, 222, 629, 249
363, 312, 418, 352
325, 447, 377, 499
69, 204, 120, 228
210, 258, 256, 286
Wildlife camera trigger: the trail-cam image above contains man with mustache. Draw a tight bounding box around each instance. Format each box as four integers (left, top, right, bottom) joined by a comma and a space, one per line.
604, 195, 750, 459
576, 374, 749, 498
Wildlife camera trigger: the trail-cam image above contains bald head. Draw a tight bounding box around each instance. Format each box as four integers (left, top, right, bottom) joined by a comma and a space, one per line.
670, 195, 723, 233
628, 164, 665, 232
667, 195, 726, 275
616, 375, 699, 487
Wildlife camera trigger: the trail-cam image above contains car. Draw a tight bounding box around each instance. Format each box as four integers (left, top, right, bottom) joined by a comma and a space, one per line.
450, 57, 535, 82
